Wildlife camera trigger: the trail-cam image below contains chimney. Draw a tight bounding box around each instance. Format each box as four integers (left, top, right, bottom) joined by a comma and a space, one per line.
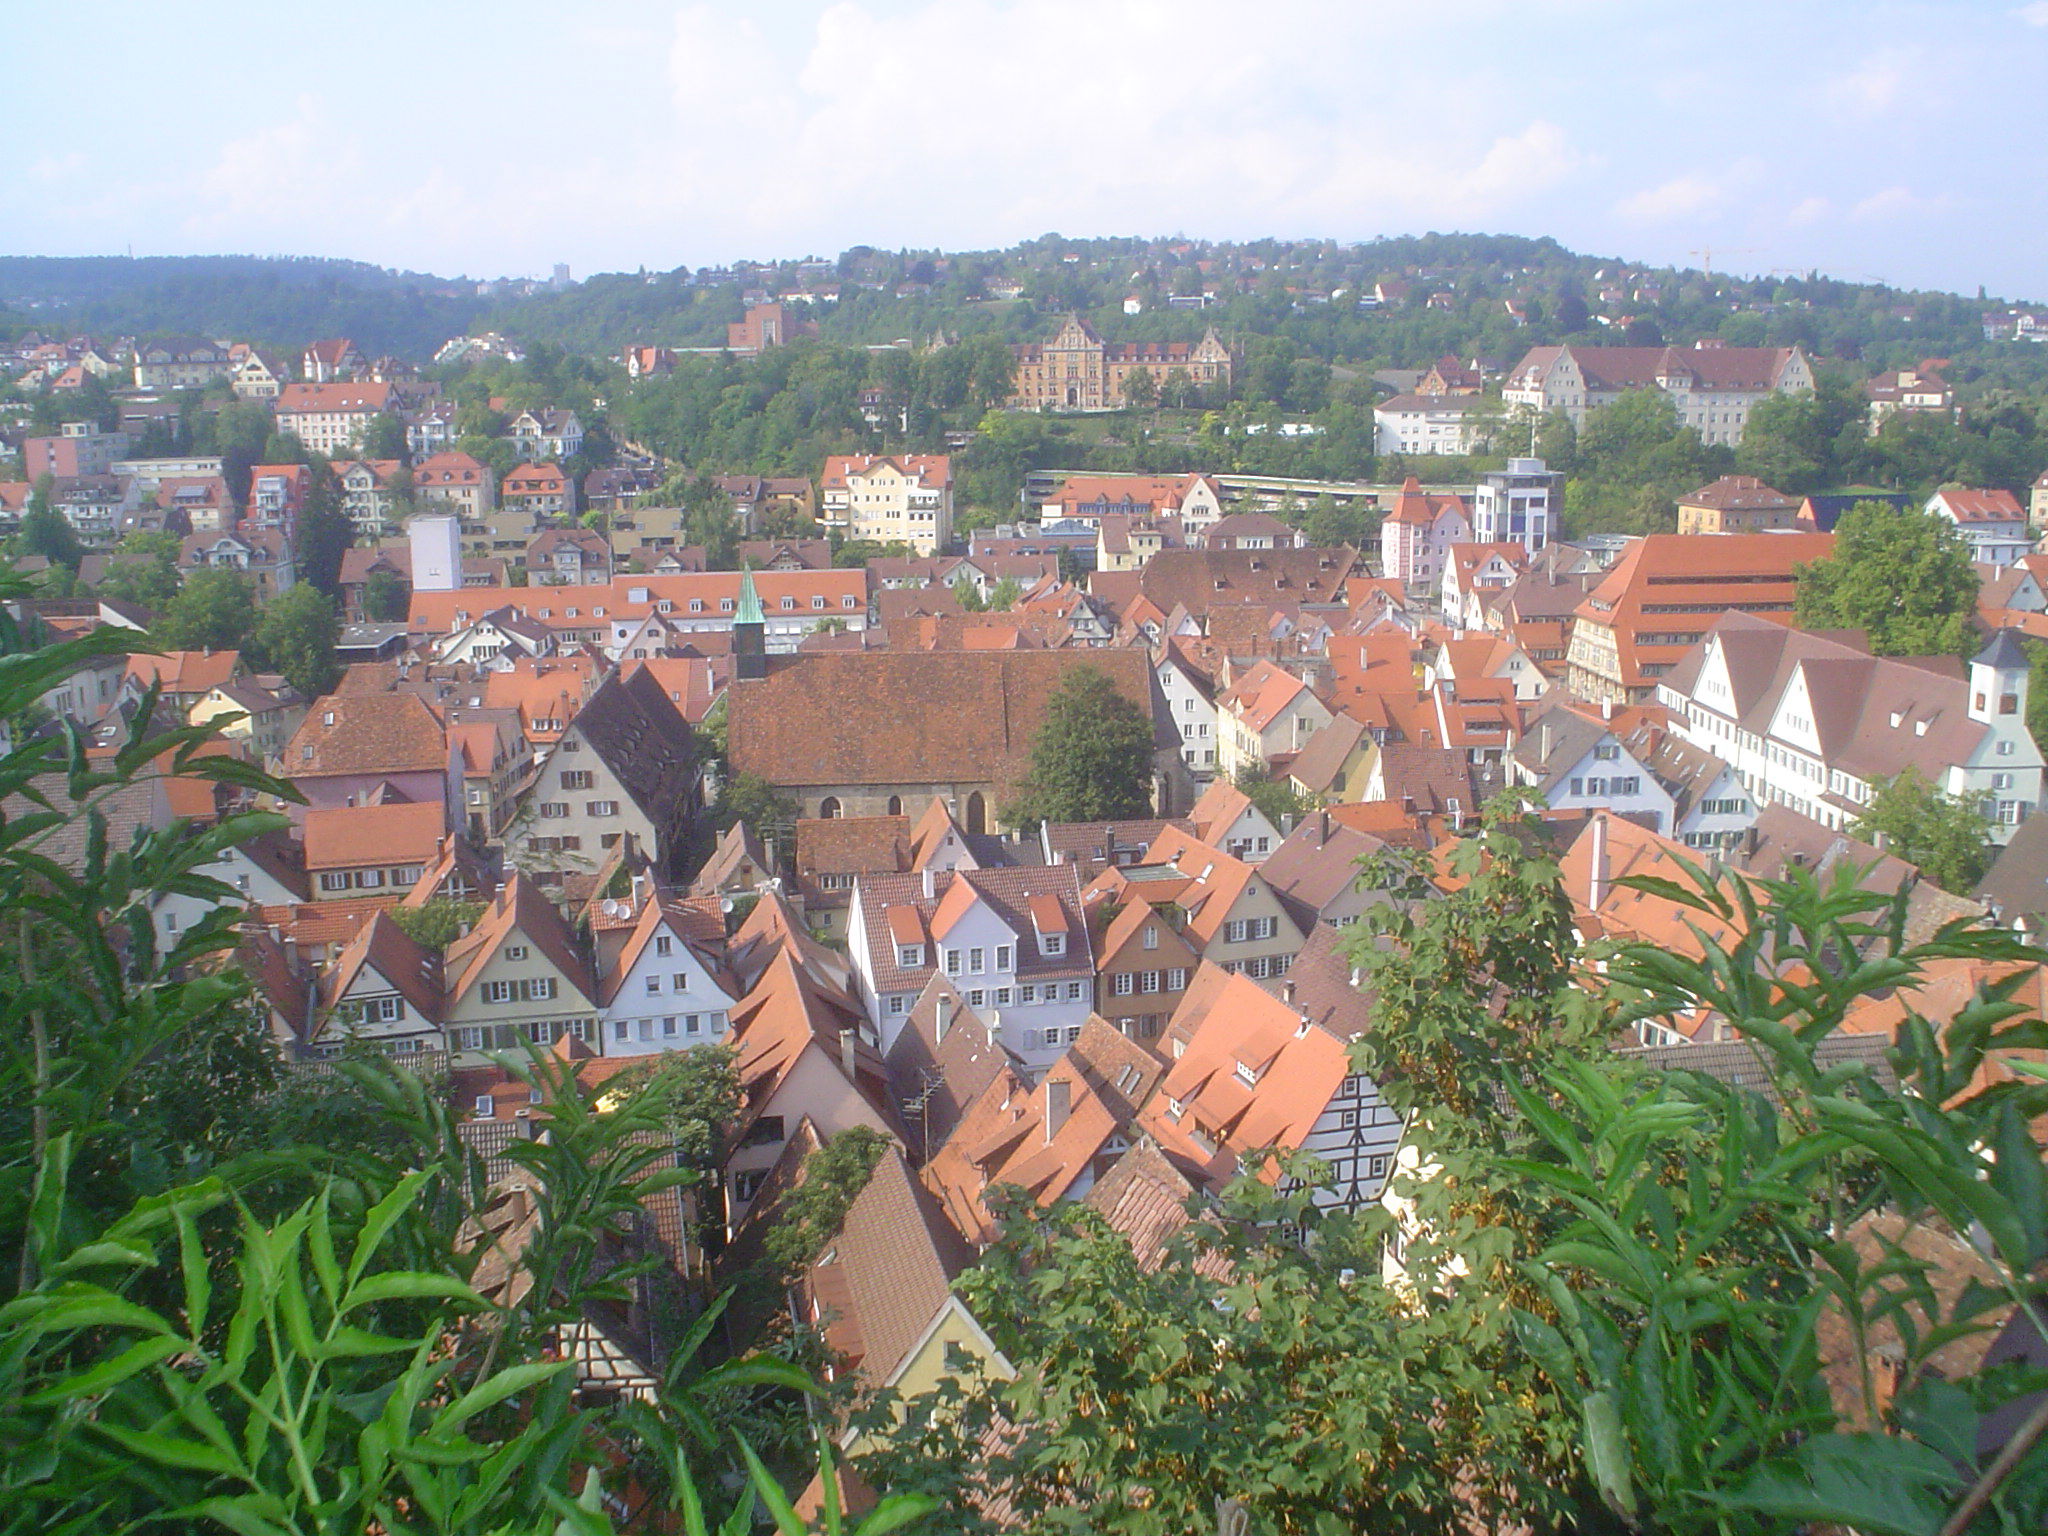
1318, 809, 1330, 842
840, 1027, 859, 1079
921, 867, 936, 898
935, 993, 953, 1043
1600, 699, 1615, 722
1589, 814, 1609, 910
1282, 979, 1297, 1007
1540, 721, 1552, 762
1044, 1077, 1072, 1143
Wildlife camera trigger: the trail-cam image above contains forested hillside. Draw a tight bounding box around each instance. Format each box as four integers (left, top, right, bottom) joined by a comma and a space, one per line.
6, 234, 2046, 391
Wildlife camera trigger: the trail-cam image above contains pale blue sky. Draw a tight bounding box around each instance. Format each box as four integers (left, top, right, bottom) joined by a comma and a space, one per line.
6, 1, 2046, 299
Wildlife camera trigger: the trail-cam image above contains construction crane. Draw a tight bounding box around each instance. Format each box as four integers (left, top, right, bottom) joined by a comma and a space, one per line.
1688, 246, 1760, 277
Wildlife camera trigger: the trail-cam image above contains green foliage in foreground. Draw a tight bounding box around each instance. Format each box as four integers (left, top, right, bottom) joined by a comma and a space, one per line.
858, 794, 2048, 1535
0, 562, 930, 1534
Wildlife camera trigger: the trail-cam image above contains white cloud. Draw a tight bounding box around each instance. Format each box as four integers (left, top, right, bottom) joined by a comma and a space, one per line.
1613, 172, 1730, 224
1849, 185, 1928, 221
189, 95, 365, 233
2018, 2, 2048, 25
1788, 195, 1831, 226
1825, 49, 1911, 114
637, 0, 1584, 260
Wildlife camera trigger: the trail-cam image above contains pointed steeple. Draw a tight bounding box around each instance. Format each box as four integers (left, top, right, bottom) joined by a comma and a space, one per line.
733, 562, 767, 681
735, 562, 765, 625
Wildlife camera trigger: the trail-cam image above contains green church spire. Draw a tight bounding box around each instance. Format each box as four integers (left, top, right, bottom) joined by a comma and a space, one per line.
735, 562, 765, 625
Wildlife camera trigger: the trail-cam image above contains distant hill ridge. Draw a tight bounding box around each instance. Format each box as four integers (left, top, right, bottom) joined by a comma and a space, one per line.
1, 236, 2039, 389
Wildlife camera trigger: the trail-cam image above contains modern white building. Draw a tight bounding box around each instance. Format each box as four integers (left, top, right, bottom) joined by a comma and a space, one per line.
1470, 457, 1560, 554
1372, 394, 1482, 456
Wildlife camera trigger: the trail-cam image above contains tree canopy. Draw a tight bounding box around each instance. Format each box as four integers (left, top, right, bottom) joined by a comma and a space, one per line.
1850, 766, 1995, 893
1795, 500, 1980, 657
1003, 664, 1157, 826
251, 582, 341, 698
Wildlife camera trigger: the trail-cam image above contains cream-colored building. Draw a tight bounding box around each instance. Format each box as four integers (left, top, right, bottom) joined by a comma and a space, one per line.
820, 454, 953, 554
274, 381, 396, 456
1504, 342, 1812, 447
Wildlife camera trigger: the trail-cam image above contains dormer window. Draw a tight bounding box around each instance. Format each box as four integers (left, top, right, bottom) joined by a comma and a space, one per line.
1235, 1059, 1260, 1086
898, 944, 925, 968
1041, 931, 1065, 956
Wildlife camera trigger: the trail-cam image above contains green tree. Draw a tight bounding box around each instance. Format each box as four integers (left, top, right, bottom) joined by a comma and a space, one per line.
985, 575, 1023, 611
1120, 365, 1157, 411
252, 582, 342, 698
155, 567, 257, 653
94, 529, 183, 608
362, 567, 411, 622
294, 458, 354, 597
355, 410, 409, 462
17, 474, 83, 570
1509, 858, 2048, 1536
717, 769, 800, 841
1232, 759, 1307, 825
0, 572, 906, 1531
1003, 664, 1156, 827
1849, 766, 1994, 893
761, 1126, 889, 1277
1297, 492, 1376, 548
950, 575, 988, 612
387, 897, 482, 950
1795, 500, 1979, 657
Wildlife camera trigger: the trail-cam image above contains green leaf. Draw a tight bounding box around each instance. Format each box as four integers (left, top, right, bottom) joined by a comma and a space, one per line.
1712, 1433, 1962, 1536
1583, 1389, 1637, 1523
99, 1423, 243, 1476
23, 1333, 183, 1404
431, 1360, 569, 1434
343, 1271, 479, 1312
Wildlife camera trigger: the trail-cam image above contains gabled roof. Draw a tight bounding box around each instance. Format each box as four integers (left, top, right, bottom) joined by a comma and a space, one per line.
1140, 967, 1348, 1185
561, 666, 697, 818
285, 692, 448, 778
599, 894, 738, 1007
276, 381, 393, 414
796, 814, 912, 880
1286, 713, 1369, 795
728, 650, 1166, 791
1679, 474, 1797, 512
884, 975, 1019, 1161
1661, 612, 1992, 785
319, 911, 444, 1025
1257, 811, 1390, 930
1931, 486, 2025, 524
1136, 548, 1358, 615
303, 801, 446, 871
444, 874, 594, 1007
128, 649, 241, 695
802, 1146, 975, 1392
855, 866, 1090, 996
690, 821, 771, 896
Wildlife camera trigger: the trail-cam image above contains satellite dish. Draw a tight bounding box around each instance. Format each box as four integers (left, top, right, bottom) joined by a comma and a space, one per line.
720, 897, 735, 914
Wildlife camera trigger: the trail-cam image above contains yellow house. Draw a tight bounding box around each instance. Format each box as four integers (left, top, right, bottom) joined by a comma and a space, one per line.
1096, 515, 1166, 572
188, 678, 306, 767
1286, 714, 1373, 804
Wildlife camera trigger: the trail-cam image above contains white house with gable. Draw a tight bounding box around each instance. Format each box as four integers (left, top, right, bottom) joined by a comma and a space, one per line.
597, 899, 739, 1056
847, 866, 1095, 1077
